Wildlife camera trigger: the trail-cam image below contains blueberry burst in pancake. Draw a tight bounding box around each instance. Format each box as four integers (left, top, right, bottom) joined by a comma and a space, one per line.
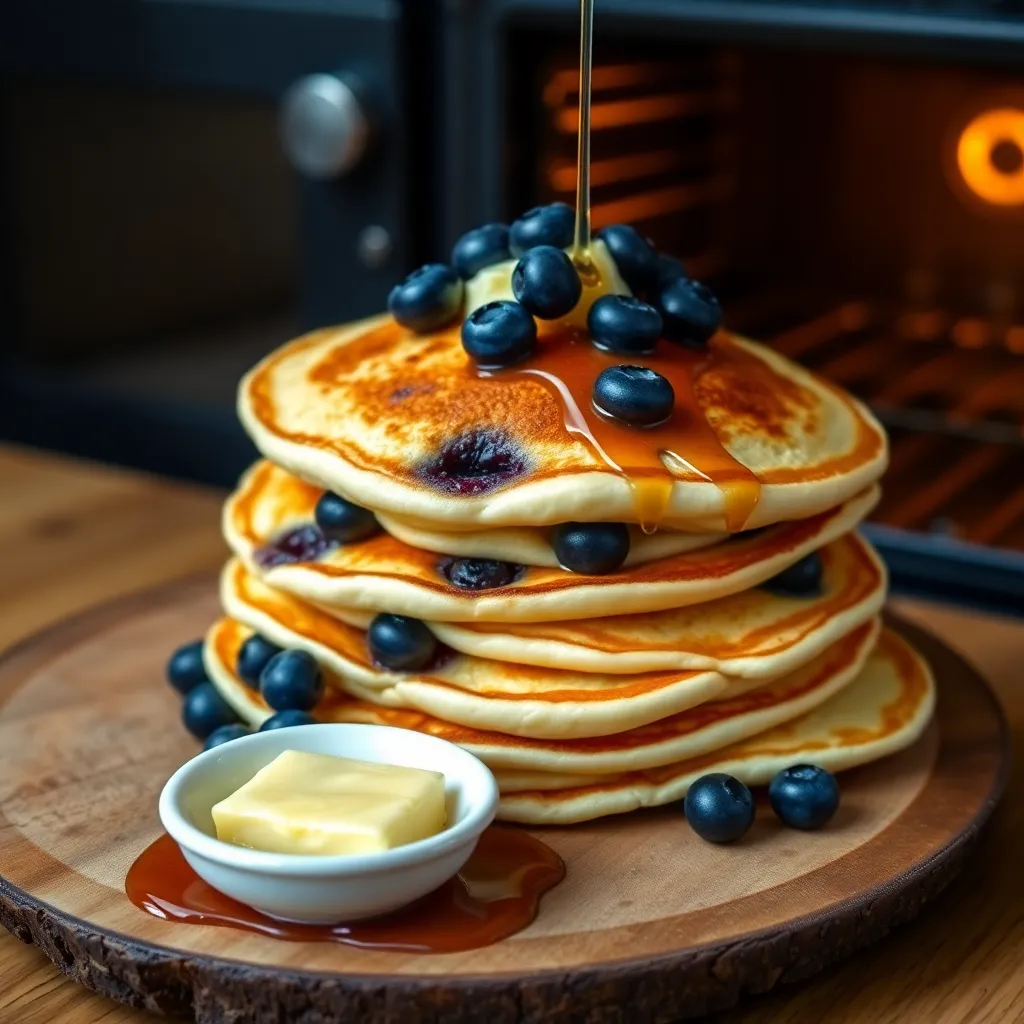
166, 207, 933, 828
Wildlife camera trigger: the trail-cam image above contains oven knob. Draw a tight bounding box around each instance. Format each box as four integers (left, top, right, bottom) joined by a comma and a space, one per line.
279, 73, 371, 179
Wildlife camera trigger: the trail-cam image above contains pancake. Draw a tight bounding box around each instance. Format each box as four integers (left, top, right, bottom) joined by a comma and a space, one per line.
496, 628, 935, 823
218, 564, 780, 738
224, 460, 879, 622
204, 614, 878, 777
430, 531, 886, 677
237, 244, 887, 534
377, 512, 725, 569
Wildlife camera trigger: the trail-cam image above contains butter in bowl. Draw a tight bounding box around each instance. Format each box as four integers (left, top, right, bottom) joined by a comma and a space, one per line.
158, 723, 499, 923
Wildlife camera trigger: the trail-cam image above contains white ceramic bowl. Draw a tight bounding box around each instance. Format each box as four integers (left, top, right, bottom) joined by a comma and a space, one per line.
158, 723, 499, 924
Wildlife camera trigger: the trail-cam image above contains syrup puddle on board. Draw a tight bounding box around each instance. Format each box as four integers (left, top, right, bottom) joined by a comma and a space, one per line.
126, 827, 564, 953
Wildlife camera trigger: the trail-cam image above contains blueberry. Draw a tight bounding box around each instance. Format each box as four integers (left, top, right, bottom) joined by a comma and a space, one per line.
259, 650, 324, 712
461, 300, 537, 368
683, 773, 755, 843
440, 557, 523, 590
259, 709, 318, 731
593, 365, 675, 427
761, 552, 823, 597
182, 681, 239, 740
769, 764, 840, 830
166, 640, 207, 695
598, 224, 658, 289
511, 245, 582, 320
368, 614, 437, 671
552, 522, 630, 575
388, 263, 464, 333
237, 634, 283, 689
654, 253, 688, 289
254, 524, 333, 569
451, 223, 511, 279
419, 429, 528, 495
314, 492, 379, 544
657, 277, 722, 349
203, 723, 251, 751
509, 202, 575, 256
587, 295, 662, 355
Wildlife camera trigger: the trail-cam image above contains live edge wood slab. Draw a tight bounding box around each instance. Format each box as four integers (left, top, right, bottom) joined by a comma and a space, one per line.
0, 446, 1018, 1024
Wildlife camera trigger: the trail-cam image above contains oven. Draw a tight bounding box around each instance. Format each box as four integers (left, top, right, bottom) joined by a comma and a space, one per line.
3, 0, 1023, 612
0, 0, 436, 482
440, 0, 1024, 612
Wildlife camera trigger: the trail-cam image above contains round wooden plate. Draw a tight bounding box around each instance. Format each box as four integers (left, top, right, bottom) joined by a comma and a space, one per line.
0, 578, 1009, 1023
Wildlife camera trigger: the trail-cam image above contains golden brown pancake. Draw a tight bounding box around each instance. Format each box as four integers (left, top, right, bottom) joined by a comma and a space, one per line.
496, 628, 935, 823
205, 615, 878, 777
377, 512, 725, 569
222, 528, 884, 679
237, 283, 887, 533
428, 531, 886, 676
224, 460, 879, 622
213, 569, 763, 739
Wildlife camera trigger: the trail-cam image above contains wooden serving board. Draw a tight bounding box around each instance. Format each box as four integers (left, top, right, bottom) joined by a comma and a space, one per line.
0, 578, 1009, 1023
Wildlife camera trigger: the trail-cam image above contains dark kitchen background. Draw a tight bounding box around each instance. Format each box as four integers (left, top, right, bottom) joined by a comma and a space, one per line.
2, 0, 1023, 613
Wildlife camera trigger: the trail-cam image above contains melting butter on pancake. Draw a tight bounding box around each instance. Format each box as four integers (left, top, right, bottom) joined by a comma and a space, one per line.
377, 512, 725, 569
205, 614, 878, 779
224, 460, 879, 622
495, 628, 935, 823
237, 257, 887, 532
218, 563, 782, 738
429, 532, 886, 676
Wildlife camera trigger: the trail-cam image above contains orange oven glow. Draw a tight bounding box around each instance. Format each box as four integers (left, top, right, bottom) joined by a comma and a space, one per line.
956, 107, 1024, 206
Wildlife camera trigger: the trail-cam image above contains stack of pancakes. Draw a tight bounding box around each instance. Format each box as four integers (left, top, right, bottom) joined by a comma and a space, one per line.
201, 242, 935, 824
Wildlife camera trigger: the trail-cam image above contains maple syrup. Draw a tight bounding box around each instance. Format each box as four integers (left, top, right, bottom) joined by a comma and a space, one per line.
571, 0, 597, 282
126, 827, 564, 953
484, 0, 760, 533
478, 331, 762, 532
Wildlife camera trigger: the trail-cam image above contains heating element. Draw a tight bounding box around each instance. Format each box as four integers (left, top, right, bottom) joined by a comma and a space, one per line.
528, 44, 1024, 592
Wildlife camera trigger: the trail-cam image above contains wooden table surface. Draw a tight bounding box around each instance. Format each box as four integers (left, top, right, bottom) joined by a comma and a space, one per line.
0, 442, 1020, 1024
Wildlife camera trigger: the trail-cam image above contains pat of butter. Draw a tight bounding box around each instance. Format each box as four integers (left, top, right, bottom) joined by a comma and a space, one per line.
465, 237, 631, 334
211, 750, 446, 856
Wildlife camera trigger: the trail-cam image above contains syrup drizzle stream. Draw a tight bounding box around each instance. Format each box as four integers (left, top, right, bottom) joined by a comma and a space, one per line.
126, 828, 565, 954
572, 0, 597, 285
